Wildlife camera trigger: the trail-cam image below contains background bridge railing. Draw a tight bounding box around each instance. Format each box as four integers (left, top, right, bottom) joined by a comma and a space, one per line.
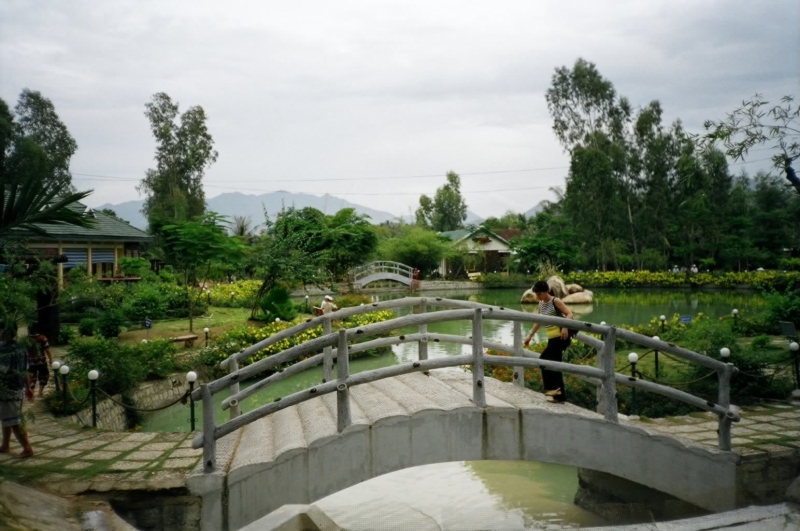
351, 260, 414, 287
193, 298, 740, 473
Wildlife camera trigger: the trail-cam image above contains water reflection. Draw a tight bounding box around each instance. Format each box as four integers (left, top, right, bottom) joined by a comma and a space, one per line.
316, 461, 606, 530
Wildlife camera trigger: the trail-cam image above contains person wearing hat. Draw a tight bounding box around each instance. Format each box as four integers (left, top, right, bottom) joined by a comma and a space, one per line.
320, 296, 338, 315
0, 322, 34, 458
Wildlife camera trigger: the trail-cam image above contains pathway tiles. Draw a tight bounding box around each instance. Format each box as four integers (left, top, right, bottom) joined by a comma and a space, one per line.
638, 400, 800, 459
0, 400, 201, 496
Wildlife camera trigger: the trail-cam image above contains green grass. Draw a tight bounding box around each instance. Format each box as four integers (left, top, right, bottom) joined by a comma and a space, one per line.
117, 306, 253, 344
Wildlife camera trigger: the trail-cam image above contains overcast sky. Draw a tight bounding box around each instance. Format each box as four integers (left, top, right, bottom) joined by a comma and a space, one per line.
1, 1, 798, 218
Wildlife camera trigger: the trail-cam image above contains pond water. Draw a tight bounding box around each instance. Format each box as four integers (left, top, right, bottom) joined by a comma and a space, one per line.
142, 288, 763, 528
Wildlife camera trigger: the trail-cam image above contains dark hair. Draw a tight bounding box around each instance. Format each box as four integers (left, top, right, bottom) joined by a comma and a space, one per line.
532, 281, 554, 296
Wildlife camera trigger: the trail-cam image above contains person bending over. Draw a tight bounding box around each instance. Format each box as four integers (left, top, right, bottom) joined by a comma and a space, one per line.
523, 281, 574, 403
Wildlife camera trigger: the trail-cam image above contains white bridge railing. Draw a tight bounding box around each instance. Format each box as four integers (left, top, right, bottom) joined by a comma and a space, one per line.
351, 260, 414, 287
192, 298, 740, 473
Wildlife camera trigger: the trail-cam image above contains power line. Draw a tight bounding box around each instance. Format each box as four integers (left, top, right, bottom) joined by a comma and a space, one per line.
201, 184, 550, 196
70, 165, 568, 183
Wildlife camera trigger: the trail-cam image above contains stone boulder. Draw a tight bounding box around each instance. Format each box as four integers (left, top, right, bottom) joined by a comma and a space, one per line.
566, 283, 584, 294
520, 289, 539, 304
547, 276, 569, 299
562, 290, 594, 304
787, 476, 800, 504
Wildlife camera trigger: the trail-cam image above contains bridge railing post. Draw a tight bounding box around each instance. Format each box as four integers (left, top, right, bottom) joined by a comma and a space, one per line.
228, 355, 241, 420
336, 329, 351, 432
472, 308, 486, 407
201, 384, 216, 473
600, 327, 618, 422
717, 363, 734, 450
596, 345, 606, 415
323, 317, 333, 383
418, 299, 428, 365
513, 321, 524, 388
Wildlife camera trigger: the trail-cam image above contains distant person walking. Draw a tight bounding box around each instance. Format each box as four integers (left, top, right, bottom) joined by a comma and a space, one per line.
320, 295, 338, 315
25, 323, 52, 399
523, 281, 574, 403
0, 323, 34, 458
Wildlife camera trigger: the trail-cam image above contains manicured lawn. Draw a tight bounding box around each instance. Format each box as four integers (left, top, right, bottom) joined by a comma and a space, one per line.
117, 306, 254, 344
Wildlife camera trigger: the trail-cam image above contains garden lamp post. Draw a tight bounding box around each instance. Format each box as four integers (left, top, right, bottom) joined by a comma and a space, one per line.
187, 371, 198, 431
141, 339, 148, 344
720, 347, 731, 360
790, 342, 800, 389
51, 361, 61, 393
305, 295, 309, 313
732, 309, 739, 331
600, 321, 606, 326
203, 327, 210, 346
628, 353, 638, 416
88, 370, 99, 427
659, 315, 666, 333
59, 365, 70, 415
231, 291, 235, 304
652, 336, 660, 378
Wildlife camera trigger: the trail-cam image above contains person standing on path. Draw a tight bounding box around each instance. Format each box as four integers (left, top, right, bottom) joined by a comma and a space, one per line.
320, 295, 338, 315
24, 322, 52, 399
522, 280, 574, 403
0, 323, 34, 458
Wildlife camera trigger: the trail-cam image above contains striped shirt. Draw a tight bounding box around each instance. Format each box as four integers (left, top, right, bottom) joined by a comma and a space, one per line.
538, 298, 562, 339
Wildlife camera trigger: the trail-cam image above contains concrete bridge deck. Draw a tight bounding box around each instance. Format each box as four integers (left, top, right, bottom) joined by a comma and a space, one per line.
188, 371, 748, 531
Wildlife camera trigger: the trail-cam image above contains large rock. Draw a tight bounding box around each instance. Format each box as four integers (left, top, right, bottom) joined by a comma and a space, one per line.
520, 289, 539, 304
788, 476, 800, 504
562, 290, 594, 304
566, 283, 584, 294
547, 276, 569, 299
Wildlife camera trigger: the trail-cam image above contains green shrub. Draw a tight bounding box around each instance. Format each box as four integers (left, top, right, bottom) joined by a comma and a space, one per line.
122, 285, 168, 322
58, 325, 76, 345
97, 310, 124, 339
137, 339, 179, 379
118, 257, 151, 277
760, 288, 800, 331
257, 287, 297, 322
334, 293, 372, 308
67, 338, 145, 396
751, 334, 771, 349
78, 318, 96, 336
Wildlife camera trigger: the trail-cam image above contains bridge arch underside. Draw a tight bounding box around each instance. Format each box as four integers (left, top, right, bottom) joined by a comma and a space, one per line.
222, 390, 737, 530
354, 272, 412, 288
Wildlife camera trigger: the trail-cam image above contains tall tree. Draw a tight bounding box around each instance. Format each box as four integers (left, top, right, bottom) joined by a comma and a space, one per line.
323, 208, 378, 279
702, 94, 800, 194
139, 93, 218, 230
13, 89, 77, 190
415, 172, 467, 232
161, 213, 244, 331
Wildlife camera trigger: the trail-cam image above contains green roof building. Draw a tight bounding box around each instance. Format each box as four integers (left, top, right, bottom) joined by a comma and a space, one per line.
19, 201, 152, 289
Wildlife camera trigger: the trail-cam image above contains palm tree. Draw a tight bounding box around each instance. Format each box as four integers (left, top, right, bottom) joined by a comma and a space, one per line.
1, 173, 95, 237
231, 215, 258, 243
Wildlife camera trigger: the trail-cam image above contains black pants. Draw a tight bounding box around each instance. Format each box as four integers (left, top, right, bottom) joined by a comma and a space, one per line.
541, 337, 569, 401
28, 363, 49, 387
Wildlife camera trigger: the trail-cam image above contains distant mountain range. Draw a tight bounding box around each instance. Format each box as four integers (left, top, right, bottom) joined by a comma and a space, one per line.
98, 191, 405, 229
97, 191, 538, 230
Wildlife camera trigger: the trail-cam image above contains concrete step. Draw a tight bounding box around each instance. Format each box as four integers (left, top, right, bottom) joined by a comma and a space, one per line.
395, 371, 474, 410
296, 396, 337, 446
272, 405, 307, 457
375, 374, 445, 415
230, 414, 275, 473
349, 382, 407, 423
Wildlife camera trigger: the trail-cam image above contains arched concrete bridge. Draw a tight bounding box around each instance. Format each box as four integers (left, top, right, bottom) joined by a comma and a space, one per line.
351, 260, 414, 288
187, 298, 742, 531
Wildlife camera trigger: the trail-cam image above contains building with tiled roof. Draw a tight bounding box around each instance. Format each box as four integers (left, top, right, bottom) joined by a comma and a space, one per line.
437, 225, 512, 277
16, 201, 152, 288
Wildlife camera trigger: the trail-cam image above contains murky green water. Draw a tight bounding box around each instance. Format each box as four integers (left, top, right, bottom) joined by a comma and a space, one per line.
142, 288, 762, 528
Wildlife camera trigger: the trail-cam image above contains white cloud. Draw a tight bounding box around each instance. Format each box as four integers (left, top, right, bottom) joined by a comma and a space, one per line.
1, 0, 797, 217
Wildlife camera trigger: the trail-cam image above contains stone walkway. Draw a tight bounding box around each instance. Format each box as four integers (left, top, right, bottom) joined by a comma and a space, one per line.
0, 400, 201, 496
640, 401, 800, 458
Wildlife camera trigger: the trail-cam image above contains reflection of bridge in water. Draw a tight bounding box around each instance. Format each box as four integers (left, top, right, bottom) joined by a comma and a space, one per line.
187, 297, 747, 531
351, 260, 414, 288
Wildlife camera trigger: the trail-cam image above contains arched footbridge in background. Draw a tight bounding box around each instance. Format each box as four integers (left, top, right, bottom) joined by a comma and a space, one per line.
350, 260, 414, 289
187, 297, 744, 531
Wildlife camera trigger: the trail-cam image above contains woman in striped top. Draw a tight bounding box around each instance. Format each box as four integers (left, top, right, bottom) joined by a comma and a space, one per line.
523, 280, 574, 403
